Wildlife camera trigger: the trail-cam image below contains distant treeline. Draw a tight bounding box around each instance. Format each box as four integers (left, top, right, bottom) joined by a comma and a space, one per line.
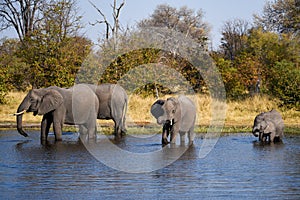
0, 0, 299, 108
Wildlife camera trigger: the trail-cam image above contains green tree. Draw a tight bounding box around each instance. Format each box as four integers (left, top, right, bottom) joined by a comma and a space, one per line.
81, 4, 211, 96
19, 0, 92, 88
0, 39, 30, 103
268, 60, 300, 107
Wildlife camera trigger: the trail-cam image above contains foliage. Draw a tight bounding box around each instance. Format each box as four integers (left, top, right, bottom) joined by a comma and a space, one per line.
0, 1, 299, 109
20, 34, 91, 88
81, 4, 212, 97
78, 39, 206, 97
268, 60, 300, 107
214, 53, 262, 99
0, 67, 8, 104
254, 0, 300, 35
220, 19, 250, 60
138, 4, 210, 48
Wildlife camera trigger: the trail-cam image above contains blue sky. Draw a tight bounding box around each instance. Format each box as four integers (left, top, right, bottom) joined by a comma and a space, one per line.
1, 0, 267, 49
79, 0, 267, 49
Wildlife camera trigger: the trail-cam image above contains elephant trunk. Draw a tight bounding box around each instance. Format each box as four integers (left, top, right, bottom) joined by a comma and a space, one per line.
252, 125, 259, 137
15, 97, 31, 137
16, 113, 28, 137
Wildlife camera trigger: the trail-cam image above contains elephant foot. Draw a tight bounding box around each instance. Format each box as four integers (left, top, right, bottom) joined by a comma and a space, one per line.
121, 131, 126, 137
114, 133, 123, 142
162, 138, 169, 145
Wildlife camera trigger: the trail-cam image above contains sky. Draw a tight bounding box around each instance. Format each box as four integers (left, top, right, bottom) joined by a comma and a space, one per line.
77, 0, 267, 49
1, 0, 267, 49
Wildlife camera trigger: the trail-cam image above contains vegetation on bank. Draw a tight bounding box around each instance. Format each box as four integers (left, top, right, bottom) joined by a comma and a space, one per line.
0, 0, 299, 135
1, 91, 299, 134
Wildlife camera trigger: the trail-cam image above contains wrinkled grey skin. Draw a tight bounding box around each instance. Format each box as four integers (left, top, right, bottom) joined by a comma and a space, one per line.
16, 84, 99, 142
252, 109, 284, 143
151, 95, 196, 145
88, 84, 128, 139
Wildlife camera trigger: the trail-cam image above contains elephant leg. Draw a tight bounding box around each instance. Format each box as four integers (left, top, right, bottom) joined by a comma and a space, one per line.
179, 131, 186, 144
87, 119, 97, 140
113, 118, 122, 140
270, 133, 275, 143
41, 114, 53, 142
53, 121, 63, 141
121, 115, 127, 135
188, 127, 195, 145
258, 132, 263, 141
261, 135, 267, 142
170, 123, 179, 144
79, 125, 88, 135
162, 123, 169, 145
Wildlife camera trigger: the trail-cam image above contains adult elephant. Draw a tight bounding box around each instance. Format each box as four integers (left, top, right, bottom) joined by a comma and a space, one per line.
252, 109, 284, 143
88, 84, 128, 139
150, 95, 196, 145
14, 84, 99, 142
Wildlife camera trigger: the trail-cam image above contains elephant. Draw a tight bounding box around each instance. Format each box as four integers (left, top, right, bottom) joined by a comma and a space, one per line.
14, 84, 99, 142
151, 95, 196, 145
87, 84, 128, 139
252, 109, 284, 143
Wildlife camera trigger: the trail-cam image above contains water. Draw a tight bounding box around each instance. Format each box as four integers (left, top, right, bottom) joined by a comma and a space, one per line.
0, 130, 300, 199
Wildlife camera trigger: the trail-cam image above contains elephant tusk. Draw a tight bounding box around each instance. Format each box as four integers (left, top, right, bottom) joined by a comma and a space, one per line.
13, 110, 26, 116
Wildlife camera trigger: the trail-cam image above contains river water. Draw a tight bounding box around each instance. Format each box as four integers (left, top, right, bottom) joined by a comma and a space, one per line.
0, 130, 299, 199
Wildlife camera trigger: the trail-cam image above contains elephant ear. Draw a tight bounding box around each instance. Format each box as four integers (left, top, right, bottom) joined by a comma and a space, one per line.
264, 121, 275, 134
38, 90, 63, 115
151, 100, 165, 119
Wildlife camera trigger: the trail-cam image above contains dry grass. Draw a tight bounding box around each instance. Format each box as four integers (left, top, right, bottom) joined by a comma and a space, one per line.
127, 94, 299, 130
1, 92, 299, 133
0, 92, 42, 124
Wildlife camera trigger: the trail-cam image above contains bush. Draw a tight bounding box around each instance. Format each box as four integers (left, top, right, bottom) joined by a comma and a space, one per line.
0, 71, 8, 104
268, 60, 300, 107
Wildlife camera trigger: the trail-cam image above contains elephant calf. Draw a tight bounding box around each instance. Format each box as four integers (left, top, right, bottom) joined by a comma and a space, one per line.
151, 95, 196, 145
252, 109, 284, 143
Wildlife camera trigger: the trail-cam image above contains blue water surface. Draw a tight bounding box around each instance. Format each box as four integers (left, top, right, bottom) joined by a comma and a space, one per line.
0, 130, 299, 200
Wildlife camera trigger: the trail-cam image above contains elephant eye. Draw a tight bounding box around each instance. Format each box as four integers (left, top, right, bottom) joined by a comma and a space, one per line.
30, 98, 38, 106
172, 109, 176, 114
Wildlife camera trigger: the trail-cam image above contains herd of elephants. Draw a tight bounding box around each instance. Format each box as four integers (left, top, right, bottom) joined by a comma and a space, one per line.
13, 83, 284, 145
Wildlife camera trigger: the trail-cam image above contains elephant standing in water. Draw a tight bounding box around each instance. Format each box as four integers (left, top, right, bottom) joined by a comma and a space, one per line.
15, 84, 99, 142
88, 84, 128, 139
252, 109, 284, 143
151, 95, 196, 145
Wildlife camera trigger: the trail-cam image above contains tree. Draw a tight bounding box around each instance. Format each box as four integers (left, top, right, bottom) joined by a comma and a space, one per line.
220, 19, 250, 60
89, 0, 125, 50
254, 0, 300, 35
268, 60, 300, 107
0, 0, 45, 42
18, 0, 92, 88
0, 38, 30, 91
138, 4, 210, 49
40, 0, 82, 42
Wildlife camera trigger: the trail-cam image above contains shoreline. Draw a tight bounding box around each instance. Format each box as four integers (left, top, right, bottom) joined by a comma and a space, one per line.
1, 121, 299, 134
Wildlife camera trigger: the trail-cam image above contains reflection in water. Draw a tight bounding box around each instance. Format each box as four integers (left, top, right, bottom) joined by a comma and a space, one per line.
0, 130, 300, 199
